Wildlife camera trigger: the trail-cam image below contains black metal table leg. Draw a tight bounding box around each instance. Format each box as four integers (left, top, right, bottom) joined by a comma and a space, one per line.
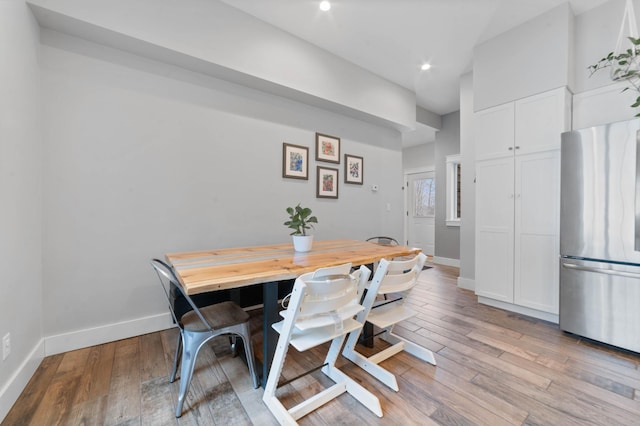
360, 321, 375, 348
261, 280, 280, 387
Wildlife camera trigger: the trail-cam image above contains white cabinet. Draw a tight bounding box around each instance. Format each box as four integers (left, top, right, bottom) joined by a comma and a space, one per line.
475, 157, 514, 303
515, 89, 571, 155
513, 150, 560, 314
474, 87, 570, 320
475, 103, 515, 161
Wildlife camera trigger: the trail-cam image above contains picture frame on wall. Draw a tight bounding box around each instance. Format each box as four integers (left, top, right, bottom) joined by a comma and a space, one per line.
317, 166, 339, 199
282, 143, 309, 180
344, 154, 364, 184
315, 132, 340, 163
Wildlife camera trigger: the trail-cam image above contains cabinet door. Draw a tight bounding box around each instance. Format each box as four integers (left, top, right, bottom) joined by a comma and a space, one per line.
475, 157, 514, 302
513, 150, 560, 314
515, 87, 571, 155
474, 102, 515, 161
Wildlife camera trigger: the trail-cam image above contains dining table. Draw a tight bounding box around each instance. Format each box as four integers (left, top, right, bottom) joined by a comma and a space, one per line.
165, 238, 421, 386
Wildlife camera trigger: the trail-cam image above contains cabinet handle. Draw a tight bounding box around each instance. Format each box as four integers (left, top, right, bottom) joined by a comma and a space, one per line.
508, 147, 513, 151
515, 146, 520, 149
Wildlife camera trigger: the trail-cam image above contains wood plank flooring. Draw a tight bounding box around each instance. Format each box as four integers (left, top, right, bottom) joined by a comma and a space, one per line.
3, 264, 640, 425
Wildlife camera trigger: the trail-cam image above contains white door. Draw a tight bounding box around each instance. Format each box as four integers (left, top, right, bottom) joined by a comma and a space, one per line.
406, 171, 435, 255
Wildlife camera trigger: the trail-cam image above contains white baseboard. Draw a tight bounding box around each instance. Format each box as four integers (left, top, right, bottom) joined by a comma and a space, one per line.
477, 296, 559, 324
0, 338, 44, 422
457, 276, 475, 291
432, 256, 460, 268
44, 312, 174, 356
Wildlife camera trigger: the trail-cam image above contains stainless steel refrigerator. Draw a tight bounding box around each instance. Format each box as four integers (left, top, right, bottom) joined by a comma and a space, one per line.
560, 118, 640, 353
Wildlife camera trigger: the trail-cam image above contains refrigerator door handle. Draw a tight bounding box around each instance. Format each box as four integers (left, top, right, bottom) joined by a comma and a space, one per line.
636, 128, 640, 251
562, 262, 640, 279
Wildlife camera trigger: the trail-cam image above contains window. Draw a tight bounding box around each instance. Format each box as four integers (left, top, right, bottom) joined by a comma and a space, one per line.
414, 177, 435, 217
446, 154, 461, 227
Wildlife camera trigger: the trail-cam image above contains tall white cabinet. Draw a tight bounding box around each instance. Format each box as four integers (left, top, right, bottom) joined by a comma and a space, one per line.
474, 87, 571, 322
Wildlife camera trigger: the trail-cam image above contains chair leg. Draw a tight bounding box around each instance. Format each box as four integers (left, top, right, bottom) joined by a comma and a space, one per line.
342, 339, 401, 391
239, 323, 259, 389
170, 331, 183, 383
230, 335, 238, 357
175, 331, 206, 418
382, 330, 436, 365
322, 336, 383, 417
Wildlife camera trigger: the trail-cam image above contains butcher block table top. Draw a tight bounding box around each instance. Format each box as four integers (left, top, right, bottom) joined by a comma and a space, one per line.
166, 239, 421, 295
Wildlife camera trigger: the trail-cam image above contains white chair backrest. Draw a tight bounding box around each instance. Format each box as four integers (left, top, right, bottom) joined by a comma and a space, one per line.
375, 253, 427, 295
296, 263, 359, 318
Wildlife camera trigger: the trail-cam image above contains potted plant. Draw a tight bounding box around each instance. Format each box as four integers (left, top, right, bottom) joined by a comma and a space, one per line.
284, 203, 318, 252
588, 36, 640, 117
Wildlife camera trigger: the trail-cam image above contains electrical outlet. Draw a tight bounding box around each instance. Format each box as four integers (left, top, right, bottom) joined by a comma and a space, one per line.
2, 333, 10, 361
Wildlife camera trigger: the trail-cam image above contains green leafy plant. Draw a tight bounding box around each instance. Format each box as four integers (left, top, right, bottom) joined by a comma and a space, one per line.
284, 203, 318, 236
588, 36, 640, 116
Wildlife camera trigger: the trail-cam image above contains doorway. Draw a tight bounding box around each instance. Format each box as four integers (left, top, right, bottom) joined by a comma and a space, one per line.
405, 169, 435, 255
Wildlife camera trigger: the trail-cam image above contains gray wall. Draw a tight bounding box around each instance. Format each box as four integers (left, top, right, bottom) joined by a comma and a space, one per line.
39, 30, 405, 340
28, 0, 417, 130
0, 0, 43, 418
402, 143, 435, 171
434, 112, 460, 262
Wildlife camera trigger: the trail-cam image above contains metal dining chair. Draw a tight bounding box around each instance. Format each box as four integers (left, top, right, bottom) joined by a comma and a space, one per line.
342, 253, 436, 391
363, 236, 400, 277
150, 259, 259, 417
366, 236, 399, 246
262, 263, 383, 424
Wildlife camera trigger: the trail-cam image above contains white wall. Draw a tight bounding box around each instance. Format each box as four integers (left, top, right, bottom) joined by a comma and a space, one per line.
461, 0, 638, 293
573, 0, 640, 127
458, 72, 475, 290
473, 3, 573, 111
39, 30, 405, 348
0, 0, 44, 420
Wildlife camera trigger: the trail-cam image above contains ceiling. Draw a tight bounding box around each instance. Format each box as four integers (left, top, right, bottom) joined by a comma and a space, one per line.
220, 0, 609, 118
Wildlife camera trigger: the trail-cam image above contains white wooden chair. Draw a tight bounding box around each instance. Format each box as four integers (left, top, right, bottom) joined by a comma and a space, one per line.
262, 263, 383, 425
342, 253, 436, 391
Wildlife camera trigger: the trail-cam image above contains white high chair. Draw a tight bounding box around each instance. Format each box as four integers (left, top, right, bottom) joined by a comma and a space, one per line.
262, 263, 383, 425
342, 253, 436, 391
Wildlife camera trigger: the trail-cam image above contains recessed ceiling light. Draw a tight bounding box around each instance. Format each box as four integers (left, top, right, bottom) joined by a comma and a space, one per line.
421, 63, 432, 71
320, 1, 331, 12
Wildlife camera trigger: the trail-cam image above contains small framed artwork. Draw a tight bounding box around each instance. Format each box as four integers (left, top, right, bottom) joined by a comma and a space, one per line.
344, 154, 364, 184
315, 132, 340, 163
282, 143, 309, 180
317, 166, 339, 199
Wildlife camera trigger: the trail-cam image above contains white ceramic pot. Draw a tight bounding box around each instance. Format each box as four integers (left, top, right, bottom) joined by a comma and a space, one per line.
292, 235, 313, 252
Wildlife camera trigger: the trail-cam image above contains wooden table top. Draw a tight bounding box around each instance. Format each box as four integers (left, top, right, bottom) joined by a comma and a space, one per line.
166, 239, 420, 295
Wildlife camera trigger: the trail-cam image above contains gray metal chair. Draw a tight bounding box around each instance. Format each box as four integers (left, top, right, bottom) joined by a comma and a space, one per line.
150, 259, 259, 417
366, 236, 399, 246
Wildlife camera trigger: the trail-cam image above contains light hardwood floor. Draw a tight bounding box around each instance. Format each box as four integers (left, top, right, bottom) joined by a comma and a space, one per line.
3, 264, 640, 425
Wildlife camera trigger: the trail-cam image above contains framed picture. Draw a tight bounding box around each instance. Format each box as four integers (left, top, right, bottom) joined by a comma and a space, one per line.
282, 143, 309, 180
315, 133, 340, 163
344, 154, 364, 184
317, 166, 339, 199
